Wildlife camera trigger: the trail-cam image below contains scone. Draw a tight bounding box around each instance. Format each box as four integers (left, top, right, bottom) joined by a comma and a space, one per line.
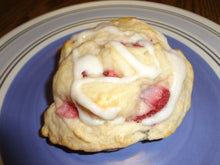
41, 17, 194, 152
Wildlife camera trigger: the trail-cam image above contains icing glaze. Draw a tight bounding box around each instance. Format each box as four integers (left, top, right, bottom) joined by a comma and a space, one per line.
69, 20, 187, 125
109, 41, 161, 79
142, 49, 186, 125
71, 22, 147, 45
73, 53, 103, 80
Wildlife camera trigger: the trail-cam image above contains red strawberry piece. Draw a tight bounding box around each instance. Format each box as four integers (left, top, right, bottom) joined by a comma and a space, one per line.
103, 70, 119, 77
140, 86, 170, 110
56, 101, 79, 119
133, 86, 170, 122
81, 70, 87, 77
133, 42, 144, 47
133, 109, 161, 123
133, 113, 150, 123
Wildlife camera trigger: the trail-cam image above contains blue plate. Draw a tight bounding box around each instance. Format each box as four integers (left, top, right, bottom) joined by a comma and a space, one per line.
0, 1, 219, 165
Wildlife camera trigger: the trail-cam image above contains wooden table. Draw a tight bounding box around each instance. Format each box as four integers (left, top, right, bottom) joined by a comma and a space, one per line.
0, 0, 219, 38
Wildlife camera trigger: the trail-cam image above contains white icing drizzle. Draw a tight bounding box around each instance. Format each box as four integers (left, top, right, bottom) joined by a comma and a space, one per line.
142, 49, 187, 125
71, 23, 129, 44
71, 23, 147, 45
71, 41, 161, 124
71, 78, 121, 120
71, 49, 121, 120
108, 117, 125, 125
139, 40, 160, 67
73, 53, 103, 80
69, 21, 187, 126
129, 33, 145, 43
77, 107, 105, 125
109, 41, 161, 78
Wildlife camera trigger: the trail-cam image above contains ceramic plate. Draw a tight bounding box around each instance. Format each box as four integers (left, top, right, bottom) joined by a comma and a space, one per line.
0, 1, 219, 165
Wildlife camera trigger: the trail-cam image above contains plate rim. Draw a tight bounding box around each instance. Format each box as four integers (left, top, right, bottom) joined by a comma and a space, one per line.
0, 1, 219, 74
0, 1, 219, 45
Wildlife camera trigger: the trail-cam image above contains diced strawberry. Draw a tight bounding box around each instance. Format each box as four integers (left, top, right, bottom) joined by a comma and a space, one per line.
140, 86, 170, 110
103, 70, 119, 77
133, 42, 144, 47
56, 101, 79, 119
132, 86, 170, 123
121, 42, 144, 47
133, 113, 150, 123
81, 70, 87, 77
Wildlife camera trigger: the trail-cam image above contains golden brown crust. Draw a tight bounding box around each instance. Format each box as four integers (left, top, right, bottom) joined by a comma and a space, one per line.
41, 17, 194, 152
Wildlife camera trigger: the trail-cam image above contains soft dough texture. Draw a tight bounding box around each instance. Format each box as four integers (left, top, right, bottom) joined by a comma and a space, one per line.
41, 17, 194, 152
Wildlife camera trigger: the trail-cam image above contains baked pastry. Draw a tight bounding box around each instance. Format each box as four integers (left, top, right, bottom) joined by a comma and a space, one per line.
41, 17, 194, 152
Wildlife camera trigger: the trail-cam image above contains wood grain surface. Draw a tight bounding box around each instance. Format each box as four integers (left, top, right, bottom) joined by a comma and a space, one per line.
0, 0, 219, 38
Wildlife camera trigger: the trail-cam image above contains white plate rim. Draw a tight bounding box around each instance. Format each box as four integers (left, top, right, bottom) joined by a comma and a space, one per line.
0, 1, 219, 77
0, 0, 219, 116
